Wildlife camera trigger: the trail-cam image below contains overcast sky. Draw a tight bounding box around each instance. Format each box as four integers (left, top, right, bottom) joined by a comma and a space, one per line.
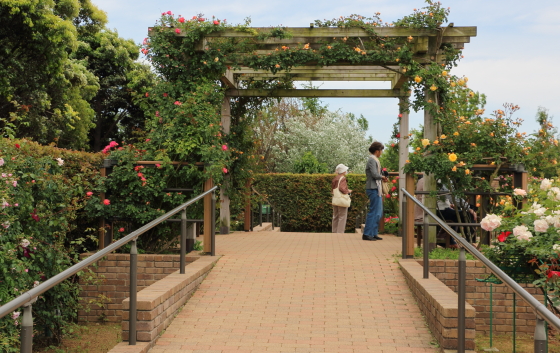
91, 0, 560, 143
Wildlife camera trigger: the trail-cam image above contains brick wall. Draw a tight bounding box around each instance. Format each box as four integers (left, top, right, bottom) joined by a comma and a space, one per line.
400, 259, 476, 351
425, 259, 545, 335
79, 254, 196, 323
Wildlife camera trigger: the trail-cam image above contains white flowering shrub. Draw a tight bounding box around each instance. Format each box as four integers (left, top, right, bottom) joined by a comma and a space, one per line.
482, 178, 560, 307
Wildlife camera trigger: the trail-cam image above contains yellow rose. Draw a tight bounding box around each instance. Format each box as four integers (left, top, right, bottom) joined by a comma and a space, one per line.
451, 166, 457, 172
449, 153, 457, 162
453, 132, 459, 136
440, 134, 447, 139
421, 139, 430, 147
465, 169, 471, 175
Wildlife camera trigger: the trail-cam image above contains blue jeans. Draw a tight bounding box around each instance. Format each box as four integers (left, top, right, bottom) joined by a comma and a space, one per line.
363, 189, 383, 237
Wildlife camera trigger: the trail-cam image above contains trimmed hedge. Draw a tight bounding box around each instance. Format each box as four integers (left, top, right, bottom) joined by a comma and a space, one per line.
252, 173, 369, 233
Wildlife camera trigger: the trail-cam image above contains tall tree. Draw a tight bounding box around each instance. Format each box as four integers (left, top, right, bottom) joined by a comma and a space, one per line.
0, 0, 107, 148
74, 29, 155, 151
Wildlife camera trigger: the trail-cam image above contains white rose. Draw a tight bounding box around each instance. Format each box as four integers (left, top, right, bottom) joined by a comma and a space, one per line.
534, 219, 549, 233
553, 244, 560, 251
541, 178, 552, 190
480, 214, 502, 231
55, 158, 64, 166
513, 188, 527, 196
549, 187, 560, 201
513, 225, 529, 236
534, 207, 547, 217
20, 239, 30, 248
516, 231, 533, 241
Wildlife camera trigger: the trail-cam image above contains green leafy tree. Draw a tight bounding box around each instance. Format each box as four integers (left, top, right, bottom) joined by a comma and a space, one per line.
524, 107, 560, 178
293, 152, 328, 174
73, 29, 155, 151
0, 0, 107, 148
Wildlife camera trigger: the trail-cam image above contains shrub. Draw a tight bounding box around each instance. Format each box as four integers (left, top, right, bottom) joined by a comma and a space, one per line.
252, 173, 370, 233
0, 139, 104, 349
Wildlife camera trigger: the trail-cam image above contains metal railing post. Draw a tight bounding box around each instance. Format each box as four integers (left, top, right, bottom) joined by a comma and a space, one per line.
180, 209, 187, 274
458, 247, 466, 353
272, 209, 275, 230
20, 304, 33, 353
211, 190, 216, 256
129, 239, 137, 345
259, 203, 262, 227
534, 316, 546, 352
402, 197, 407, 259
423, 210, 429, 279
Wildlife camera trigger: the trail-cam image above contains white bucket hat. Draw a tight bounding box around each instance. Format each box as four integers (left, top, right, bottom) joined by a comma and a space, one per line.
335, 164, 349, 174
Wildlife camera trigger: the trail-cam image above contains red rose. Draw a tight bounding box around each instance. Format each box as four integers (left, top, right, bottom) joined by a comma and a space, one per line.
396, 133, 400, 138
103, 199, 110, 205
15, 144, 20, 149
547, 271, 560, 279
175, 28, 181, 34
145, 92, 149, 97
497, 231, 511, 242
385, 194, 391, 199
198, 18, 205, 22
178, 17, 185, 23
213, 20, 220, 25
119, 228, 125, 232
391, 186, 397, 192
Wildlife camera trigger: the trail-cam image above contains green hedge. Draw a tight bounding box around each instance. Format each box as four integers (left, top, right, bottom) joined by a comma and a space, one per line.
252, 173, 370, 233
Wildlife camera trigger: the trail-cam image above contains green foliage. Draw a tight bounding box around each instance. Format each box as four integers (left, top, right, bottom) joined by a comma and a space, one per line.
0, 0, 108, 148
73, 28, 155, 151
252, 173, 368, 233
0, 138, 104, 349
293, 152, 328, 174
413, 246, 476, 260
523, 107, 560, 178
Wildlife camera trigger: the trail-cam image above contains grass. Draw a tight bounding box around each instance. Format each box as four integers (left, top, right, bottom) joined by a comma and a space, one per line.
36, 323, 121, 353
412, 246, 477, 260
475, 332, 560, 352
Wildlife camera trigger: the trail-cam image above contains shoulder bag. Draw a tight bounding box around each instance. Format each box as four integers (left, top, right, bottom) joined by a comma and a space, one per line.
332, 177, 351, 208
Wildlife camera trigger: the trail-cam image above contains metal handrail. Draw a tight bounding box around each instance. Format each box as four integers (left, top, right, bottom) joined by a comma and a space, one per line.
401, 188, 560, 343
0, 185, 218, 350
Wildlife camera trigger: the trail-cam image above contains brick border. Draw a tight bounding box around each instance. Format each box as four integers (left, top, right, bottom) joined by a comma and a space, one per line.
399, 259, 476, 351
107, 255, 220, 353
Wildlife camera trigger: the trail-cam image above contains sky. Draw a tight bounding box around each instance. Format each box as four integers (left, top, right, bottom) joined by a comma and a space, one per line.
91, 0, 560, 144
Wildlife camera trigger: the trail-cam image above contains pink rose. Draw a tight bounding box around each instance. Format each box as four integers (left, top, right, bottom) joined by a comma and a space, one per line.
513, 188, 527, 196
166, 11, 172, 15
119, 228, 125, 232
222, 145, 228, 151
174, 101, 182, 105
198, 17, 205, 22
480, 214, 502, 232
103, 199, 110, 205
178, 17, 185, 23
175, 28, 181, 34
155, 164, 161, 168
222, 167, 228, 173
213, 20, 219, 25
534, 219, 549, 233
86, 191, 93, 197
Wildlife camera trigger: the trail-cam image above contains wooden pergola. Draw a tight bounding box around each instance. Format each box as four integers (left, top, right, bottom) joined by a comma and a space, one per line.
186, 25, 477, 254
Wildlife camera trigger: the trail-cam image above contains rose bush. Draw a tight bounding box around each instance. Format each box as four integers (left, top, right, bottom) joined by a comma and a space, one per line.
482, 177, 560, 307
0, 139, 103, 350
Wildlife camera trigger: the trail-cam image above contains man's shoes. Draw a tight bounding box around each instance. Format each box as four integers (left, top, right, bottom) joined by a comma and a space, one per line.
372, 236, 383, 240
362, 235, 377, 241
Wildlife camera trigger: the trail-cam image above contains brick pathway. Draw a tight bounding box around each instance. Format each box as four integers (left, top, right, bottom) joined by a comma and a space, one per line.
149, 232, 438, 353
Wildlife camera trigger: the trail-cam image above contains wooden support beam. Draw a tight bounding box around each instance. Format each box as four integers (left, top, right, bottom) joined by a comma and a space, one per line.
203, 178, 214, 253
187, 26, 477, 39
220, 97, 231, 235
233, 66, 400, 74
226, 89, 407, 98
236, 73, 397, 82
405, 173, 415, 258
220, 69, 237, 89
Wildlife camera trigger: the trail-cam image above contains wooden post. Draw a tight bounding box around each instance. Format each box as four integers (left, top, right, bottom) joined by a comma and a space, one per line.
220, 97, 231, 234
405, 173, 415, 258
398, 97, 410, 222
98, 167, 106, 250
203, 177, 214, 253
244, 179, 251, 232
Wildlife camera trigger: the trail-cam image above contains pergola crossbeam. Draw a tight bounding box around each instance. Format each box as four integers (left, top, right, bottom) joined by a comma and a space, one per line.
225, 89, 407, 98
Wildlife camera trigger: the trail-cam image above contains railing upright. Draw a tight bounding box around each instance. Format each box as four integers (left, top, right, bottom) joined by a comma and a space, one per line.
211, 190, 216, 256
129, 238, 138, 345
458, 248, 466, 353
180, 209, 187, 274
20, 304, 32, 353
401, 197, 407, 260
423, 210, 429, 279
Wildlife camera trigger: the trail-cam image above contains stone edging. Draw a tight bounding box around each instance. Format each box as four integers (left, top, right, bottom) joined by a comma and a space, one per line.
107, 254, 221, 353
399, 259, 476, 352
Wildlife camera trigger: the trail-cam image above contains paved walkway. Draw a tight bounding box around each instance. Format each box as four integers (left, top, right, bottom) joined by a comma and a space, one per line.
150, 232, 438, 353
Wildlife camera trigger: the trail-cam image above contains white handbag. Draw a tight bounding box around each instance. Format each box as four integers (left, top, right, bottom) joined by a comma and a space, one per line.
332, 177, 351, 208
